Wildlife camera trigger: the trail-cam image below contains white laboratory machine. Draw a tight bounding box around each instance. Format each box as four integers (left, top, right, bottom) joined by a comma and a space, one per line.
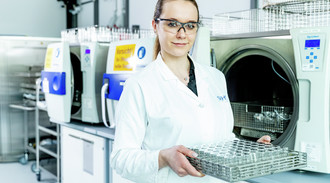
101, 38, 155, 128
210, 26, 330, 173
291, 27, 330, 173
41, 42, 109, 123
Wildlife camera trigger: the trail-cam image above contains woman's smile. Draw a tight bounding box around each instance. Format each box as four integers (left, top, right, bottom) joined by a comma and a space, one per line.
173, 42, 188, 47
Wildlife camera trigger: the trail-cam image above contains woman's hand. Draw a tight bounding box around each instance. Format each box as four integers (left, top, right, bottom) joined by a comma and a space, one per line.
257, 135, 271, 144
159, 145, 205, 178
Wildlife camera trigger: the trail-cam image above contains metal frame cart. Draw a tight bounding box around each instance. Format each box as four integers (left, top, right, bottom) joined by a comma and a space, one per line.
34, 78, 61, 182
8, 67, 43, 164
9, 102, 36, 164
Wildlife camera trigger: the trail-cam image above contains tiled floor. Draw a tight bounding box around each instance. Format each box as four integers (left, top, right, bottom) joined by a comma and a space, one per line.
0, 161, 56, 183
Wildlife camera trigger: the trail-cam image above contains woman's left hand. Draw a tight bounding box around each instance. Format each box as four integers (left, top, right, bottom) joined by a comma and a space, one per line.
257, 135, 271, 144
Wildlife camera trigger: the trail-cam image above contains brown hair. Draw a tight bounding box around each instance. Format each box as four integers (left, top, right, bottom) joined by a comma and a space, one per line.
152, 0, 200, 60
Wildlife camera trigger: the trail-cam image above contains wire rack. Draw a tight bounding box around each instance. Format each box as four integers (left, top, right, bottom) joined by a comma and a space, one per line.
187, 139, 307, 182
231, 102, 292, 133
61, 26, 156, 44
211, 0, 330, 36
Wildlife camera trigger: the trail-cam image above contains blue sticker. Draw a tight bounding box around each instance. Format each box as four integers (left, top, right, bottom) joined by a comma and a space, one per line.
85, 49, 91, 54
217, 95, 227, 101
55, 48, 60, 58
137, 47, 146, 59
103, 73, 133, 100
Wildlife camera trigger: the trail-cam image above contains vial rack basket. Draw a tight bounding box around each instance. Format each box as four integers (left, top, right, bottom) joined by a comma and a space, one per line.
186, 139, 307, 182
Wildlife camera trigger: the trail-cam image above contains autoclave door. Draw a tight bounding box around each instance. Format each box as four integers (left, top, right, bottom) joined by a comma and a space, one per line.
211, 39, 299, 148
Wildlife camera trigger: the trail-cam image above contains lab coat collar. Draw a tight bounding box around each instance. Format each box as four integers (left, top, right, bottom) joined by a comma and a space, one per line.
154, 53, 209, 83
155, 53, 209, 102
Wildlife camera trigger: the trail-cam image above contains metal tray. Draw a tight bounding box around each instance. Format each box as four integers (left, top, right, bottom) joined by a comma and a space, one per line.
187, 139, 307, 182
231, 102, 292, 133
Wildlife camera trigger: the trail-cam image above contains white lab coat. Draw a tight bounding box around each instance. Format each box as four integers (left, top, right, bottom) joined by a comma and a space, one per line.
110, 53, 236, 183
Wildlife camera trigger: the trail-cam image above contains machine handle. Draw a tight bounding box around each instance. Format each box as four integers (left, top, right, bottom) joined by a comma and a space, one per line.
210, 48, 217, 68
101, 83, 115, 128
69, 134, 81, 140
36, 78, 47, 110
81, 138, 94, 144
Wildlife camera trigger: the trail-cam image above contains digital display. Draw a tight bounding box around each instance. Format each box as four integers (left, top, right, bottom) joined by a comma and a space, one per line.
85, 49, 91, 54
305, 39, 320, 47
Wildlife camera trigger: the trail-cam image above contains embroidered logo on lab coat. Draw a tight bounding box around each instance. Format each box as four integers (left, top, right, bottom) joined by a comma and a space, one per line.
217, 95, 227, 102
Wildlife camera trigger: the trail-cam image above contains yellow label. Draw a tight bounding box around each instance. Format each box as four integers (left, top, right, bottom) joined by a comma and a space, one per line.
45, 48, 53, 69
113, 44, 136, 71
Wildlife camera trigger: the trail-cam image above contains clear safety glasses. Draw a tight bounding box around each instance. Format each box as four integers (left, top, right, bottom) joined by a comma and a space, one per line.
155, 18, 200, 35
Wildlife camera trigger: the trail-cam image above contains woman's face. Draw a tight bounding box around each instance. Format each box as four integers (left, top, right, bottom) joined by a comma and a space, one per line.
153, 0, 198, 59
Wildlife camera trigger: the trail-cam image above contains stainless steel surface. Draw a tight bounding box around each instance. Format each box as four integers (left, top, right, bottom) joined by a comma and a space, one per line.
231, 102, 292, 133
57, 124, 61, 183
248, 169, 330, 183
210, 30, 290, 41
210, 37, 298, 148
187, 139, 307, 183
0, 37, 59, 162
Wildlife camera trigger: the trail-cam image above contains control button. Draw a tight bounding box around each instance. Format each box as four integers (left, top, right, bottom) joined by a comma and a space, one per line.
317, 48, 320, 49
310, 52, 314, 55
199, 104, 204, 108
305, 48, 308, 50
314, 56, 317, 59
85, 56, 90, 62
310, 60, 313, 63
316, 67, 320, 69
311, 48, 314, 50
306, 56, 310, 59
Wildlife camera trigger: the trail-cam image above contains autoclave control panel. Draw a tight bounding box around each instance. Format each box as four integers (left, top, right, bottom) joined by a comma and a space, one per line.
298, 34, 326, 72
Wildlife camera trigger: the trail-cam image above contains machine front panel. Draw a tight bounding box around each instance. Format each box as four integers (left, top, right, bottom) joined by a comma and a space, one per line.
79, 42, 109, 123
298, 34, 326, 71
43, 42, 72, 122
291, 26, 330, 173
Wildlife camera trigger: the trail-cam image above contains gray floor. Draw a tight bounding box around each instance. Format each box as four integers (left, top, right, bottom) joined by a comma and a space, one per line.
0, 161, 56, 183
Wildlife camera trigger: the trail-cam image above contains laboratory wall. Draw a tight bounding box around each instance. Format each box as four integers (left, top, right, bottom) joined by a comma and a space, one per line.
0, 0, 66, 37
78, 0, 117, 27
129, 0, 251, 30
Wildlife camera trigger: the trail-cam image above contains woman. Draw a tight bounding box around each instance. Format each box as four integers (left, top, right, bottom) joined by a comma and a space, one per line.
110, 0, 271, 182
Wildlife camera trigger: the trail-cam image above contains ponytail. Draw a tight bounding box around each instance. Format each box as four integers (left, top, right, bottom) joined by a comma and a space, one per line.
153, 35, 161, 60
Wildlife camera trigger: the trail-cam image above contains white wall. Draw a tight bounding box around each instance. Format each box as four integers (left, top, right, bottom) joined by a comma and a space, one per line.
129, 0, 251, 30
0, 0, 66, 37
78, 0, 117, 27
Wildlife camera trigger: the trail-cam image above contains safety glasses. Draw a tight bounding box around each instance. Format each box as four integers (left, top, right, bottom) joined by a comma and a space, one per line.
155, 18, 200, 35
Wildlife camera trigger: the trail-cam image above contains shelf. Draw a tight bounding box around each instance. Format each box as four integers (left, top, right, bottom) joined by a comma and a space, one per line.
23, 93, 45, 101
20, 88, 44, 95
10, 72, 41, 77
39, 126, 57, 136
20, 83, 37, 89
39, 144, 58, 158
39, 158, 58, 179
9, 104, 35, 111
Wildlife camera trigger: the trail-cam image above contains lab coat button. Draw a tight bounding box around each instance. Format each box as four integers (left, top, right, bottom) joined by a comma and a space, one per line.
199, 104, 204, 108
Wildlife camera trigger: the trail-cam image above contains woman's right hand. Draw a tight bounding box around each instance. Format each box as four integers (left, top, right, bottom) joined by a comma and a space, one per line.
158, 145, 205, 178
